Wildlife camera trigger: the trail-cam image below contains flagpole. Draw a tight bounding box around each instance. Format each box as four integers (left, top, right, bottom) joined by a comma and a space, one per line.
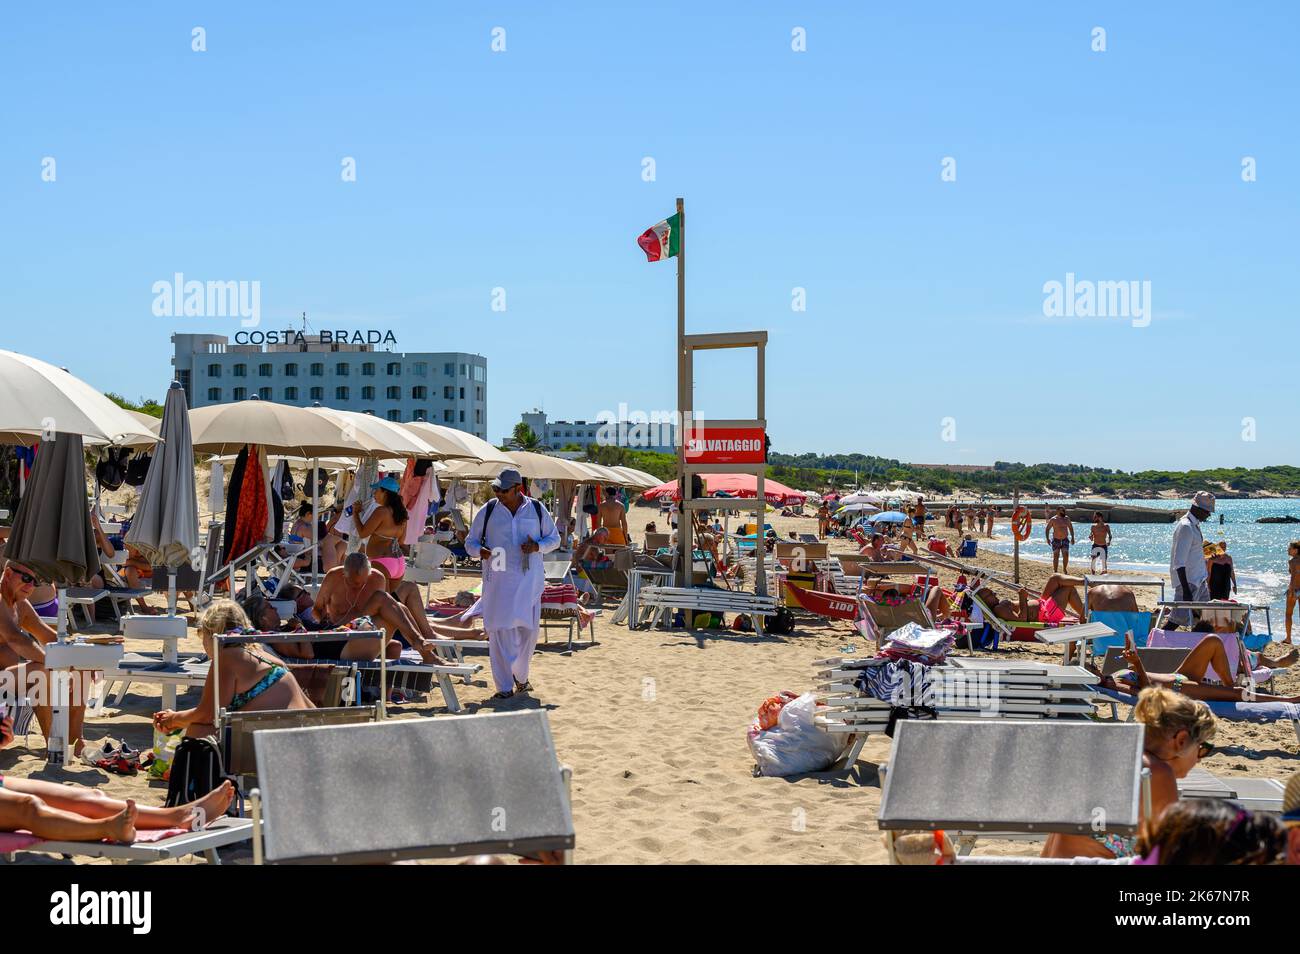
675, 196, 689, 587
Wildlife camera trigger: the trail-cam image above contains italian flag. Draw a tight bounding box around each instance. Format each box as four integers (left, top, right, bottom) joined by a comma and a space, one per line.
637, 212, 681, 262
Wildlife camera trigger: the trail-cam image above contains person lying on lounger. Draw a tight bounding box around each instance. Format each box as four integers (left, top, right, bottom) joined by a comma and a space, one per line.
1043, 686, 1214, 860
0, 713, 235, 843
1099, 633, 1300, 703
973, 574, 1085, 624
153, 601, 315, 738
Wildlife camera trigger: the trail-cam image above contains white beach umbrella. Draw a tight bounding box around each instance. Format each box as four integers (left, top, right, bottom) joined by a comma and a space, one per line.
304, 406, 441, 459
189, 399, 376, 457
0, 349, 157, 447
402, 421, 512, 464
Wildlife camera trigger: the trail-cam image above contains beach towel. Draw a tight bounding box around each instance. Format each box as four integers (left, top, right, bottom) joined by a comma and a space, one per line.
0, 826, 190, 854
1088, 611, 1152, 657
1098, 686, 1299, 725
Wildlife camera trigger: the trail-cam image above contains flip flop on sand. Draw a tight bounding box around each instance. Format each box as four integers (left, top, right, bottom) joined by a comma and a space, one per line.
491, 690, 515, 700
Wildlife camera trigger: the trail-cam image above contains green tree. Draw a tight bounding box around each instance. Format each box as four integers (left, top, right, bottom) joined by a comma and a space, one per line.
511, 423, 541, 450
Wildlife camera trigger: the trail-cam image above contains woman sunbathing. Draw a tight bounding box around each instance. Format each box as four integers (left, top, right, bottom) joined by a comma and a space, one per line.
1100, 634, 1300, 703
974, 574, 1085, 625
0, 713, 234, 843
1043, 686, 1215, 860
153, 601, 314, 739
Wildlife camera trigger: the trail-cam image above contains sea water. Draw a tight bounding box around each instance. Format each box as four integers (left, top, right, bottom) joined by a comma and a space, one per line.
980, 498, 1300, 636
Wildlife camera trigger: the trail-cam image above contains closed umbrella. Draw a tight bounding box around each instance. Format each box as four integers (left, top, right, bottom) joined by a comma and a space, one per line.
124, 382, 199, 596
5, 432, 99, 588
0, 349, 156, 447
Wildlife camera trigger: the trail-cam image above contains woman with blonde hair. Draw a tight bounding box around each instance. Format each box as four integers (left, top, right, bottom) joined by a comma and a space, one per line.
153, 600, 313, 738
1042, 686, 1216, 860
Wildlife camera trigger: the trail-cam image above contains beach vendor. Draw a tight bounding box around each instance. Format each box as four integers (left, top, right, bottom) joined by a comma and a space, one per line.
463, 468, 561, 700
597, 486, 629, 546
1170, 491, 1215, 626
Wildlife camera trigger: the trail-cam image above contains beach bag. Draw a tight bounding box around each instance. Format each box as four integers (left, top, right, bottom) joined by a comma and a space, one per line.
124, 451, 151, 487
767, 606, 795, 635
164, 736, 241, 816
95, 447, 131, 491
747, 692, 844, 777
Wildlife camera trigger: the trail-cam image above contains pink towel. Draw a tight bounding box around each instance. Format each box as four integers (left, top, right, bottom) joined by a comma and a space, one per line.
0, 825, 189, 851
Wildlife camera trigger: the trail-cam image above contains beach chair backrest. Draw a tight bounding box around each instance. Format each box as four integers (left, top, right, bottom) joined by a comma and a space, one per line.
878, 720, 1145, 834
645, 532, 671, 551
226, 705, 374, 778
200, 522, 224, 586
253, 710, 574, 864
1100, 645, 1190, 678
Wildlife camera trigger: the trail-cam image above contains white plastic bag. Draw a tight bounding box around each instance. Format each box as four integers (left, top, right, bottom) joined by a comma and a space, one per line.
747, 692, 845, 777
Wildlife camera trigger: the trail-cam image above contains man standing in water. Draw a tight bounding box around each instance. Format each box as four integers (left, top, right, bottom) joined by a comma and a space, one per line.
1046, 506, 1075, 573
1169, 491, 1214, 628
1089, 512, 1113, 575
464, 468, 561, 699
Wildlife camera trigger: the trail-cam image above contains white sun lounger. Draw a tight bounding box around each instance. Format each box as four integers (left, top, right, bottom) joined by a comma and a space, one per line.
249, 710, 575, 864
4, 816, 256, 865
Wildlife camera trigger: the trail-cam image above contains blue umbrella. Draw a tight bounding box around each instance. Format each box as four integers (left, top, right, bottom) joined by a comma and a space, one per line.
868, 511, 909, 524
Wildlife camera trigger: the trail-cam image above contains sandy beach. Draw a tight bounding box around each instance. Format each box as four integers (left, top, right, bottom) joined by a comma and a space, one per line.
4, 494, 1296, 865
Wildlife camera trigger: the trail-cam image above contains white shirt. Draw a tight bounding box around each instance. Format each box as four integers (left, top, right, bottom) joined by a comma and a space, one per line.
1169, 511, 1206, 585
463, 495, 561, 630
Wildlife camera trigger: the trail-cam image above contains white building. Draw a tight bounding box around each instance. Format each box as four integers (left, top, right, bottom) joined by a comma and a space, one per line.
172, 332, 487, 439
507, 408, 677, 454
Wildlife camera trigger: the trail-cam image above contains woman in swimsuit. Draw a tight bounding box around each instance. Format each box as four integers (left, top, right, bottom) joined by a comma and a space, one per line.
1099, 633, 1300, 703
1205, 541, 1236, 601
1043, 686, 1215, 860
153, 600, 313, 738
359, 477, 409, 589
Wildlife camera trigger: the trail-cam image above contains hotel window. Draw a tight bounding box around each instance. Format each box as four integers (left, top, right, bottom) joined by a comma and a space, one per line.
475, 386, 482, 401
411, 386, 427, 400
233, 364, 247, 377
475, 409, 482, 423
335, 362, 349, 376
443, 386, 454, 399
233, 387, 247, 401
284, 363, 298, 377
459, 387, 465, 399
258, 387, 272, 400
387, 410, 401, 422
207, 387, 221, 401
336, 386, 349, 400
386, 386, 400, 400
362, 386, 375, 400
259, 363, 272, 377
386, 362, 401, 376
413, 408, 427, 421
459, 363, 467, 376
443, 409, 454, 423
459, 410, 465, 423
362, 362, 375, 376
472, 365, 485, 382
413, 362, 427, 376
284, 386, 298, 401
207, 364, 221, 378
310, 387, 323, 401
444, 363, 453, 376
310, 363, 324, 377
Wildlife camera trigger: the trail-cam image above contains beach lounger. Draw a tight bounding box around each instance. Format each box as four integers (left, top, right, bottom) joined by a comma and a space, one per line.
249, 710, 575, 864
1, 816, 256, 865
1095, 682, 1300, 744
1033, 620, 1116, 665
1085, 610, 1152, 658
224, 704, 379, 785
877, 720, 1146, 862
1177, 766, 1288, 814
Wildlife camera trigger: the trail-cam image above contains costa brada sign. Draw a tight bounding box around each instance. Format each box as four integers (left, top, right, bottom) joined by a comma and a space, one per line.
233, 329, 398, 346
683, 426, 766, 465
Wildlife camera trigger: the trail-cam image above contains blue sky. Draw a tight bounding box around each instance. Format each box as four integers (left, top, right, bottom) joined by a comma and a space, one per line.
2, 2, 1296, 471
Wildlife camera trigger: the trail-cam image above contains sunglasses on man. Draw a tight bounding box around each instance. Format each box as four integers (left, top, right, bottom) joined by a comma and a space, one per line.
6, 566, 40, 587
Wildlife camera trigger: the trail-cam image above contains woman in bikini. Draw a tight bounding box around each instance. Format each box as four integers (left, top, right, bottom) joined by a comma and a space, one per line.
153, 600, 313, 738
1099, 632, 1300, 704
1043, 686, 1215, 860
359, 477, 409, 589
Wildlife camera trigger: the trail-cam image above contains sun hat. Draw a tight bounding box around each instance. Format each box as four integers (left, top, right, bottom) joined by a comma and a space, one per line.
370, 476, 401, 493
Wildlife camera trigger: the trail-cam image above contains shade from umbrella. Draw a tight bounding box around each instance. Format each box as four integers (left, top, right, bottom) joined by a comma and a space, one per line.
640, 473, 807, 505
0, 350, 158, 447
867, 511, 909, 524
5, 432, 99, 585
124, 382, 199, 569
401, 421, 512, 464
305, 407, 440, 458
190, 399, 376, 457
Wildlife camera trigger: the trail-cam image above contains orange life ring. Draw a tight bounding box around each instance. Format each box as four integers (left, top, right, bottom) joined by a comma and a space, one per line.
1011, 506, 1032, 542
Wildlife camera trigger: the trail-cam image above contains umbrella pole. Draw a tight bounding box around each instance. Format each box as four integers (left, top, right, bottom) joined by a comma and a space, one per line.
311, 457, 319, 592
49, 587, 70, 765
168, 570, 177, 616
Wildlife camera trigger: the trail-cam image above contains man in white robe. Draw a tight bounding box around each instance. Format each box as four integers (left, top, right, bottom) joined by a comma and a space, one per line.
463, 469, 561, 698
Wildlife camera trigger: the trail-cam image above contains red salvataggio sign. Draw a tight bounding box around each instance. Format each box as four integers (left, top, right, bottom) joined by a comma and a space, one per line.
683, 427, 766, 465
